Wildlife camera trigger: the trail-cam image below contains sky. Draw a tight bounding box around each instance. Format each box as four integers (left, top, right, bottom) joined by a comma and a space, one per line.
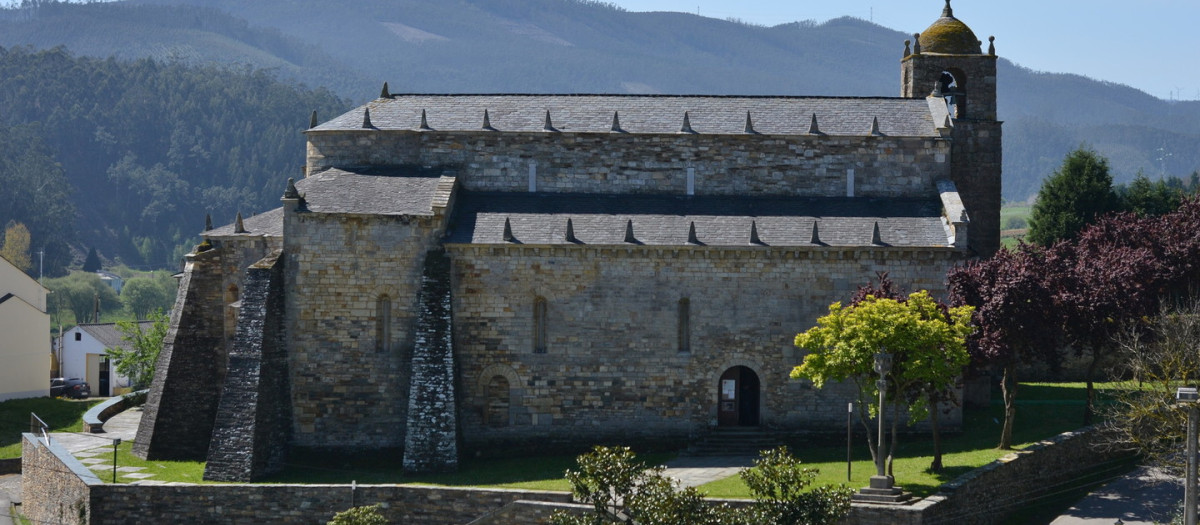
605, 0, 1200, 101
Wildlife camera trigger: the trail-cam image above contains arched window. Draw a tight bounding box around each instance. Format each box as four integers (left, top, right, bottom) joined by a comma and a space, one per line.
533, 296, 547, 354
939, 69, 968, 118
678, 298, 691, 353
485, 375, 510, 427
377, 294, 392, 352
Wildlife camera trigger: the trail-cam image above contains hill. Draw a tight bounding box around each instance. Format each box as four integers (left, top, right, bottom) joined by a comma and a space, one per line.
0, 0, 1196, 269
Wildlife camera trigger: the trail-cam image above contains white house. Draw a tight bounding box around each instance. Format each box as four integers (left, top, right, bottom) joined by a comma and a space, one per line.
62, 322, 151, 397
96, 270, 124, 295
0, 255, 50, 401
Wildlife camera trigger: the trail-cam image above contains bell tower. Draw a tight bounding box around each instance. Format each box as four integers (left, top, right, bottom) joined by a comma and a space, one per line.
902, 0, 1001, 256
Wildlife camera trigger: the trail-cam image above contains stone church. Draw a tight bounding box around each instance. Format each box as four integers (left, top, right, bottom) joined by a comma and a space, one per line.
133, 1, 1000, 481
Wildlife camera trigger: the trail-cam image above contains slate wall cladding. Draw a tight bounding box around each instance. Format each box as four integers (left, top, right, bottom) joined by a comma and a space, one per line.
305, 131, 952, 200
402, 250, 459, 473
205, 251, 292, 482
282, 209, 446, 448
448, 244, 963, 451
133, 247, 228, 460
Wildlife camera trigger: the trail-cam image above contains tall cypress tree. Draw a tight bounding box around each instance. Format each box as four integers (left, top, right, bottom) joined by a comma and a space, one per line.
82, 246, 102, 272
1027, 147, 1119, 246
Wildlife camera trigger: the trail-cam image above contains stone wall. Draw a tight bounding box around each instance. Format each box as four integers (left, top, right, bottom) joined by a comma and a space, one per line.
949, 119, 1002, 257
282, 208, 446, 449
134, 247, 228, 460
23, 432, 574, 525
916, 427, 1133, 525
448, 244, 962, 452
306, 131, 952, 200
205, 251, 292, 481
21, 434, 97, 525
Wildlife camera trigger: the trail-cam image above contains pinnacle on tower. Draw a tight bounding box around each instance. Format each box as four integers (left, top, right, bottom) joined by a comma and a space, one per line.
744, 111, 756, 134
482, 109, 495, 131
611, 111, 624, 133
565, 218, 578, 243
988, 35, 996, 56
624, 220, 636, 243
872, 221, 884, 245
904, 39, 911, 57
419, 109, 432, 131
680, 111, 695, 134
913, 33, 922, 54
362, 107, 373, 129
687, 222, 699, 244
503, 218, 514, 242
234, 212, 246, 234
204, 213, 213, 231
283, 177, 300, 200
808, 113, 821, 134
810, 222, 822, 245
942, 0, 953, 18
309, 110, 317, 129
380, 82, 391, 98
543, 110, 557, 132
750, 221, 762, 245
869, 116, 881, 136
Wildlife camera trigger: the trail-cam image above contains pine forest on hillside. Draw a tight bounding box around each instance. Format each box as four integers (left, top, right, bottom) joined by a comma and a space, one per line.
0, 46, 348, 274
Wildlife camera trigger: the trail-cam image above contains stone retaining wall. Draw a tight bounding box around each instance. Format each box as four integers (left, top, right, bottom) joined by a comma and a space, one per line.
83, 390, 147, 433
22, 425, 1131, 524
23, 434, 573, 525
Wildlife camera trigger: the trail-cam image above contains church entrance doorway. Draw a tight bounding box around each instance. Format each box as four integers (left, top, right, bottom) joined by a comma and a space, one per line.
717, 366, 760, 427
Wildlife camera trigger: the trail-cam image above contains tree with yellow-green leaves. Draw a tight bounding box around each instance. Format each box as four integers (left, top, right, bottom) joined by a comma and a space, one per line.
792, 289, 973, 473
1, 221, 32, 273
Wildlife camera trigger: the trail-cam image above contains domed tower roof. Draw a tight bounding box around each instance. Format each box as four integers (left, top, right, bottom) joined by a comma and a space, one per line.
918, 0, 981, 54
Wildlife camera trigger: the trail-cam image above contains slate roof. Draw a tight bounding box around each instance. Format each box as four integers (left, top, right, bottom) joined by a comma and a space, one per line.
312, 94, 939, 137
206, 207, 284, 238
295, 167, 448, 216
79, 322, 155, 351
446, 192, 951, 248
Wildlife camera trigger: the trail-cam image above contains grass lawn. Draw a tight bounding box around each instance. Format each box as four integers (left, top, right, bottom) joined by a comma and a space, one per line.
264, 449, 672, 491
107, 441, 207, 484
699, 382, 1123, 499
0, 397, 101, 458
89, 381, 1127, 505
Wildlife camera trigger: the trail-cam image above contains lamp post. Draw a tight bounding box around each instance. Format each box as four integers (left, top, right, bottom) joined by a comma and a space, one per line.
873, 351, 893, 483
1178, 387, 1199, 525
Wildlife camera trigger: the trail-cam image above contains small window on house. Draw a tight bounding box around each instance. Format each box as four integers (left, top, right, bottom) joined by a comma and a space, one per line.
74, 332, 82, 341
377, 294, 392, 353
533, 296, 547, 354
678, 298, 691, 353
485, 375, 510, 427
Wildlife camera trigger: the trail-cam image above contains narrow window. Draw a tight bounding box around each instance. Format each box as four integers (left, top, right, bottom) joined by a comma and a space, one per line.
678, 298, 691, 353
686, 167, 695, 196
224, 284, 239, 337
486, 375, 510, 427
377, 294, 392, 352
528, 161, 537, 192
846, 168, 855, 197
533, 296, 548, 354
74, 332, 82, 341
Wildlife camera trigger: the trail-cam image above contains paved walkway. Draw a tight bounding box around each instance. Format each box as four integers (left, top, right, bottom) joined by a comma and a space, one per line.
0, 405, 149, 525
660, 455, 753, 488
1051, 466, 1183, 525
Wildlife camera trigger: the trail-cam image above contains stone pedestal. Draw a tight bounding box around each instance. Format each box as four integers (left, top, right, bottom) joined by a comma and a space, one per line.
851, 475, 914, 505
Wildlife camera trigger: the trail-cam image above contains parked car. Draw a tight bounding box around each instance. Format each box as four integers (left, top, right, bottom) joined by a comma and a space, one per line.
50, 377, 91, 399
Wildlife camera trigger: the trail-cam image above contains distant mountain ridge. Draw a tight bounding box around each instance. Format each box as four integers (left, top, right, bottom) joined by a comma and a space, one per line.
0, 0, 1197, 202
